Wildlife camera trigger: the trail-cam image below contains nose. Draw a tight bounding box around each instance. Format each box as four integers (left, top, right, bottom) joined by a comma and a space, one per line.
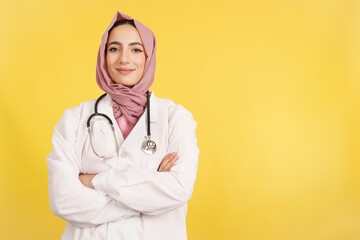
118, 50, 130, 64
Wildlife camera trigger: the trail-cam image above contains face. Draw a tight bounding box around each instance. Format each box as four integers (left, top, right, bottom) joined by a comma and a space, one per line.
106, 24, 146, 87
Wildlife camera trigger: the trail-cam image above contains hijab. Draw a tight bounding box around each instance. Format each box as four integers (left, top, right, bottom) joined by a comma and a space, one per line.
96, 11, 156, 139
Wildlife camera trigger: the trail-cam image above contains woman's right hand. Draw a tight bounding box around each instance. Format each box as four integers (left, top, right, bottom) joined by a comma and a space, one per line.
157, 152, 178, 172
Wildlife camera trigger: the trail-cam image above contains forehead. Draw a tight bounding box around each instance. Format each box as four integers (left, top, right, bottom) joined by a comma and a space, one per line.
107, 24, 143, 43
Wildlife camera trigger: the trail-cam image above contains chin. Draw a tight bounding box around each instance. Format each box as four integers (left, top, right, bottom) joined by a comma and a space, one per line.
122, 83, 135, 88
117, 80, 137, 88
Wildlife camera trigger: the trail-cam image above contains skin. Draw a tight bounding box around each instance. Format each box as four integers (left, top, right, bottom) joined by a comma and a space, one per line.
106, 24, 146, 87
79, 24, 178, 188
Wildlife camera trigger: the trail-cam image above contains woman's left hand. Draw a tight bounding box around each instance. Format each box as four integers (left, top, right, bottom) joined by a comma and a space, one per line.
79, 173, 97, 189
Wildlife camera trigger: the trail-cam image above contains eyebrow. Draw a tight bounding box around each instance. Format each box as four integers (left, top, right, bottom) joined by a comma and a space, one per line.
107, 41, 144, 48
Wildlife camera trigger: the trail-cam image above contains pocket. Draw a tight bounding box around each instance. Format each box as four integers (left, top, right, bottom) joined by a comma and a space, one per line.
139, 150, 166, 170
81, 120, 115, 173
90, 121, 118, 157
146, 158, 162, 170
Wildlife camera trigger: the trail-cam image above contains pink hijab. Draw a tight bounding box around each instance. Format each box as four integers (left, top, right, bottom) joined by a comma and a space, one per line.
96, 11, 156, 139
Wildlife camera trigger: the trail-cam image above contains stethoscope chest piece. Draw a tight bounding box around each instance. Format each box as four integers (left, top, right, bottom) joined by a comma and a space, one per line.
141, 136, 157, 155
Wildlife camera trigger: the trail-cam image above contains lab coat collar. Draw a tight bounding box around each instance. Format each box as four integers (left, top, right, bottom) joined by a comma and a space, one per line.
100, 91, 158, 123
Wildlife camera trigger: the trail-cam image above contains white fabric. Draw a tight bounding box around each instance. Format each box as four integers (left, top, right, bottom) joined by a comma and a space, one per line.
46, 92, 199, 240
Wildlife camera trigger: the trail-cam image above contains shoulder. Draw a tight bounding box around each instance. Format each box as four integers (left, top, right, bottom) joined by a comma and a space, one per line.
56, 98, 96, 130
63, 98, 95, 115
63, 97, 97, 116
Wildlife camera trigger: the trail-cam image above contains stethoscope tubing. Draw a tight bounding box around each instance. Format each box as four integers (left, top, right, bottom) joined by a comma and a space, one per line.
87, 91, 156, 157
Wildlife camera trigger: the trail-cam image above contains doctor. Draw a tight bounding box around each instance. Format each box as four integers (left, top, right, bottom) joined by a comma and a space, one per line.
46, 11, 199, 240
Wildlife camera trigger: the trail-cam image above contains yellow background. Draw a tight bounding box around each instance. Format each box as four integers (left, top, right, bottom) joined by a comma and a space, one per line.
1, 0, 360, 239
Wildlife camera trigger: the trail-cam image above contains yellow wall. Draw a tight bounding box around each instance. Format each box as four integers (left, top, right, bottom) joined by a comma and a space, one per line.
1, 0, 359, 239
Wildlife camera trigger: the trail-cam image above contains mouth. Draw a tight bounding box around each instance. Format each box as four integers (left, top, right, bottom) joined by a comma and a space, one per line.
116, 68, 135, 74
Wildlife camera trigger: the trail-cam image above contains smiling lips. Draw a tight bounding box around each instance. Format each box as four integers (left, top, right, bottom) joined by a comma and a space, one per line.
116, 68, 135, 74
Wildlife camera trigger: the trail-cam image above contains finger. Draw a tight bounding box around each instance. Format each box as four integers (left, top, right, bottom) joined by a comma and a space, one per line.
158, 153, 175, 169
162, 155, 178, 172
158, 153, 177, 171
161, 153, 177, 170
158, 154, 171, 171
164, 159, 177, 172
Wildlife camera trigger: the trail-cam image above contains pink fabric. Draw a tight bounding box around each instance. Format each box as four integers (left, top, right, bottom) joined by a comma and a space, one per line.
96, 11, 156, 139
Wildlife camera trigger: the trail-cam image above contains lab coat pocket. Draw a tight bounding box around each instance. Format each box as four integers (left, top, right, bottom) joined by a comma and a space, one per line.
90, 120, 118, 157
144, 157, 162, 170
81, 119, 116, 173
139, 150, 165, 170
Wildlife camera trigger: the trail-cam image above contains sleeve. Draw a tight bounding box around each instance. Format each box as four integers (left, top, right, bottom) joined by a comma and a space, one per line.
46, 107, 140, 228
92, 105, 200, 216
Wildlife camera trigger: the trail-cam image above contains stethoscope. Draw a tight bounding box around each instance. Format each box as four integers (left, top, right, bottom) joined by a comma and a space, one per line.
86, 90, 157, 159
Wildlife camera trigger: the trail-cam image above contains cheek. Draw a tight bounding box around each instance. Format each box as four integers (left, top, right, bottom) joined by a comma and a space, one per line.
106, 55, 115, 67
137, 56, 146, 70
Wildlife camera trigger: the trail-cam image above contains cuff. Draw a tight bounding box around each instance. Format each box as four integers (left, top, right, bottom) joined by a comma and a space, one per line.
92, 171, 109, 196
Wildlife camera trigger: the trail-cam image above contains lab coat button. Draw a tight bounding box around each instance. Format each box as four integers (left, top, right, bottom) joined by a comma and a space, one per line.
121, 152, 127, 158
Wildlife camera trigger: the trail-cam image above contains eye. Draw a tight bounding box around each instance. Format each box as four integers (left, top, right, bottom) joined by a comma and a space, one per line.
132, 48, 143, 53
109, 47, 119, 52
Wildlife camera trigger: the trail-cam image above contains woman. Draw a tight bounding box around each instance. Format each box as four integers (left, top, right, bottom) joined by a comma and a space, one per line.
46, 11, 199, 240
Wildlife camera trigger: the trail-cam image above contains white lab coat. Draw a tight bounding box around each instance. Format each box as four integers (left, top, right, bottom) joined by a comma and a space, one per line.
46, 92, 199, 240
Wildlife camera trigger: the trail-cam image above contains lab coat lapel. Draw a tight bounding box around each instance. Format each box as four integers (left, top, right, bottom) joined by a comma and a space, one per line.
98, 94, 124, 151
